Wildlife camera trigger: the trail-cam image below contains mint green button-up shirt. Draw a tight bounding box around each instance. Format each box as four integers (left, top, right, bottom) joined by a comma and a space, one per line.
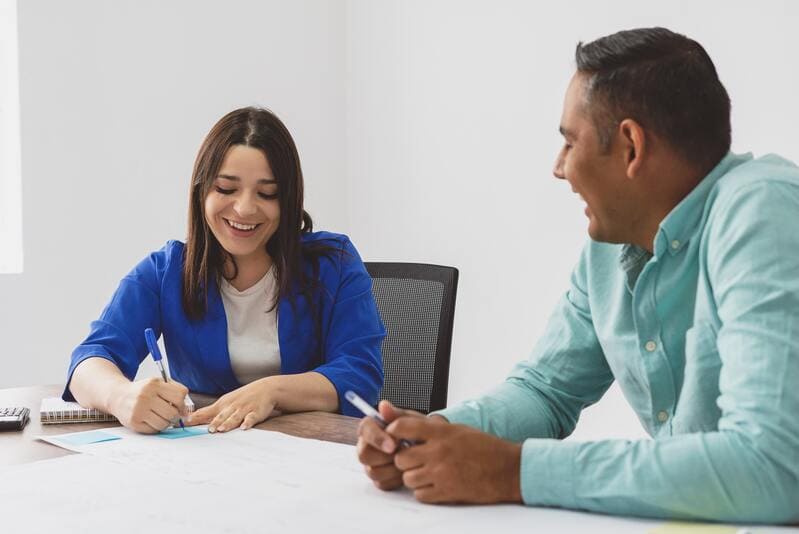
437, 153, 799, 522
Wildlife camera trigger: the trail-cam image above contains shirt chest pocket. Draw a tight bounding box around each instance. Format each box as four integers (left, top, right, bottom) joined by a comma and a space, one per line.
673, 321, 722, 434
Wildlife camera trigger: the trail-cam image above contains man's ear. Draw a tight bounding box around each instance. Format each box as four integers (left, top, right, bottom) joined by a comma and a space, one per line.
618, 119, 646, 179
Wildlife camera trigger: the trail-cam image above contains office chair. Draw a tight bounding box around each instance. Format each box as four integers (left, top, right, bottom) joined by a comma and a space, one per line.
364, 262, 459, 413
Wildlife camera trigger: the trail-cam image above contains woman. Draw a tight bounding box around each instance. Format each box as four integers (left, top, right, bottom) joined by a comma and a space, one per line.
65, 107, 385, 434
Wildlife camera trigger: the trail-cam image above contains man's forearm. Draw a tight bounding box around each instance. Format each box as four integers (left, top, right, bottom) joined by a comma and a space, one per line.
519, 430, 798, 523
434, 379, 564, 441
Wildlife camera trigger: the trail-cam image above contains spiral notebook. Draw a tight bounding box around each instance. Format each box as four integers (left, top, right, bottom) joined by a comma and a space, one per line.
40, 396, 195, 424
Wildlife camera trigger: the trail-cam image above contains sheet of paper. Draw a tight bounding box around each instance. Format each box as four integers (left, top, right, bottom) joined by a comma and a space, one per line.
50, 430, 121, 447
649, 523, 742, 534
37, 425, 209, 452
6, 429, 795, 534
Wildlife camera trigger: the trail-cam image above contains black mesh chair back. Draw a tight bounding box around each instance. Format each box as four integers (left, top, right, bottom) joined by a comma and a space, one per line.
365, 262, 458, 413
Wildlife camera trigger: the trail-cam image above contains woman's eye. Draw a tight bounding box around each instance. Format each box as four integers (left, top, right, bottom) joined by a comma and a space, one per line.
215, 186, 235, 195
258, 192, 278, 200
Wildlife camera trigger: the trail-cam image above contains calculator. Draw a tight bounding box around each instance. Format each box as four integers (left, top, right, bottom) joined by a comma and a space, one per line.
0, 407, 30, 431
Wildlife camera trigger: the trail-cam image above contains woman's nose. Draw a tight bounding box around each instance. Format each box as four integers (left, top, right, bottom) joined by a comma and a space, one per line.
234, 192, 258, 217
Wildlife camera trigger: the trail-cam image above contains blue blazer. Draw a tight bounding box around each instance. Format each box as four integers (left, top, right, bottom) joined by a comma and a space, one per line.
64, 232, 385, 417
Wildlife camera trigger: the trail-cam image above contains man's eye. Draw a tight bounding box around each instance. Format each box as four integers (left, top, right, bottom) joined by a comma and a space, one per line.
215, 186, 235, 195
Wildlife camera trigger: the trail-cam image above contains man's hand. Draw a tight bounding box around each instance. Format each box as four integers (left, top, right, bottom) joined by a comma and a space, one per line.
187, 378, 278, 432
110, 377, 189, 434
388, 417, 523, 504
356, 400, 427, 490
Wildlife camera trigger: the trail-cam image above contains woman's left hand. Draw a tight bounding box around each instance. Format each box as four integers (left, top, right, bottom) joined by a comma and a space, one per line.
187, 378, 278, 432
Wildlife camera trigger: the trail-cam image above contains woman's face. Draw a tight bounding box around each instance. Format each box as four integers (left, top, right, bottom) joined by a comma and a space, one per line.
204, 145, 280, 264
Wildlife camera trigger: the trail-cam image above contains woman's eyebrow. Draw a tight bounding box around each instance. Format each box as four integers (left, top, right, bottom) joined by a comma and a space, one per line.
217, 174, 277, 184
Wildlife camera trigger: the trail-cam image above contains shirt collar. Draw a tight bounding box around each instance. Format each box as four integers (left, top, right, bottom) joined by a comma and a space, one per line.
655, 151, 752, 257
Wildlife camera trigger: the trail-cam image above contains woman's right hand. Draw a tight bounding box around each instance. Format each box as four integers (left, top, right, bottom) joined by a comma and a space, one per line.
110, 377, 189, 434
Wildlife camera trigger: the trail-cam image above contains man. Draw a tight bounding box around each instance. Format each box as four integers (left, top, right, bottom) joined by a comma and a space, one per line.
356, 27, 799, 523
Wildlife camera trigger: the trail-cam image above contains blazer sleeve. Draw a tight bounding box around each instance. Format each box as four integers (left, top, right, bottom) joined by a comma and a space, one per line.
63, 244, 172, 401
312, 237, 386, 417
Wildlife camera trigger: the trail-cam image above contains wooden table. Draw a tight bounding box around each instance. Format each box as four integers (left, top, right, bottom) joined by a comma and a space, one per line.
0, 384, 361, 468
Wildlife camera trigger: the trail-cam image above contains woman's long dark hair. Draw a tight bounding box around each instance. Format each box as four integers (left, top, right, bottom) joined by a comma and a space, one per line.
183, 107, 334, 321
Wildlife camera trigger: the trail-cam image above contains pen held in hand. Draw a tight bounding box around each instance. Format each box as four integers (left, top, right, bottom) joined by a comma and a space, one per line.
144, 327, 186, 431
345, 390, 414, 448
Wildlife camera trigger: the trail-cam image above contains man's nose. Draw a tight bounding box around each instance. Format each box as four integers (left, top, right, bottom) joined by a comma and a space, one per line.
553, 154, 566, 180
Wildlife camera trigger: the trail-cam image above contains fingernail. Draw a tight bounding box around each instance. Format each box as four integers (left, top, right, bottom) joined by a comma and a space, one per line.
209, 426, 216, 433
382, 440, 394, 453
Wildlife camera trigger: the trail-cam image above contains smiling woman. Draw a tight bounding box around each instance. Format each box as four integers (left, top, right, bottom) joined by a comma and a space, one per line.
63, 107, 386, 434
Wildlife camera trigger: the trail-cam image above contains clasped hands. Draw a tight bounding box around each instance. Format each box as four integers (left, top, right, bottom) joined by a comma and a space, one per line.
356, 401, 523, 504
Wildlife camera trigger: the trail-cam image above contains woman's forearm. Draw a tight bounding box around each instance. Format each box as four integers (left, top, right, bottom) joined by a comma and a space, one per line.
263, 371, 339, 413
69, 357, 130, 414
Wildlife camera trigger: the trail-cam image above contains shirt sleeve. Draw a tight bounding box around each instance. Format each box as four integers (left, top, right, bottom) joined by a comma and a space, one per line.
436, 245, 614, 442
311, 237, 386, 417
63, 246, 169, 401
517, 182, 799, 523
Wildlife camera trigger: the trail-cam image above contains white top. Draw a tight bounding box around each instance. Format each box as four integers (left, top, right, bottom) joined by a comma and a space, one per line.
220, 266, 281, 385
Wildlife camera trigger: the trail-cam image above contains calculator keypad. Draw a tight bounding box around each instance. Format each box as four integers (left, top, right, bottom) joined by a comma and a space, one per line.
0, 406, 30, 430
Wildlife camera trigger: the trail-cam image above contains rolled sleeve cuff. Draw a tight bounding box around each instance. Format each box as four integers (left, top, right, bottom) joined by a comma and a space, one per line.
63, 349, 120, 402
431, 400, 484, 429
520, 438, 579, 508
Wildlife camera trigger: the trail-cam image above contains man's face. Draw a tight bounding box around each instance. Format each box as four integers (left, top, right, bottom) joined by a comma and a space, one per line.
553, 73, 630, 243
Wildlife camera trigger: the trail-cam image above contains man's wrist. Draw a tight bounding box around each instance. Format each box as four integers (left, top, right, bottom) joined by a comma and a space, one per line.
501, 441, 523, 503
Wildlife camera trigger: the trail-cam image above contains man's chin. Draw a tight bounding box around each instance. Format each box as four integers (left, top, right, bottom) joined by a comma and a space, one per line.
587, 222, 621, 245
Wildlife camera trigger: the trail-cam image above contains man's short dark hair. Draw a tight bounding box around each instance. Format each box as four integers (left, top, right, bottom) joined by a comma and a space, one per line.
575, 27, 731, 173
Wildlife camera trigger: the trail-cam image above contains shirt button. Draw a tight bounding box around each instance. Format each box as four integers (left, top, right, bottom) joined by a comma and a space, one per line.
657, 411, 669, 423
671, 240, 680, 250
645, 340, 657, 352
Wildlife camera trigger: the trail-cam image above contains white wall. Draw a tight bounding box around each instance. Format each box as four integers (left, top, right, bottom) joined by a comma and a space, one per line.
0, 0, 23, 274
1, 0, 348, 387
344, 0, 799, 440
4, 0, 798, 442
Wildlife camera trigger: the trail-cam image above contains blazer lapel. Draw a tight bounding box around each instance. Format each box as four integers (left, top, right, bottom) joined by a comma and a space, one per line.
192, 281, 241, 393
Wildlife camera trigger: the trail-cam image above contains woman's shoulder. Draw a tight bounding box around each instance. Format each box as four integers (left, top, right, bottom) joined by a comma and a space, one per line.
300, 231, 365, 274
301, 230, 351, 247
145, 239, 186, 268
126, 240, 186, 286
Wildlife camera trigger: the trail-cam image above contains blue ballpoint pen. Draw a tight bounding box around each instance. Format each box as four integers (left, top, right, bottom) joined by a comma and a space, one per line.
144, 328, 185, 430
344, 390, 413, 448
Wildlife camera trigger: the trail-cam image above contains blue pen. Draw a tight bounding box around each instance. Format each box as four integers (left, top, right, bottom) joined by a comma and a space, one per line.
144, 328, 185, 430
345, 390, 413, 448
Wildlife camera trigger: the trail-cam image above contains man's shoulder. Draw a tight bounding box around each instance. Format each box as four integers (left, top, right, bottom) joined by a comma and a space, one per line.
711, 153, 799, 202
701, 154, 799, 253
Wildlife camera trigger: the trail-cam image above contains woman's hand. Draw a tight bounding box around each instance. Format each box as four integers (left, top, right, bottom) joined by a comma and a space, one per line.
187, 378, 278, 432
110, 377, 189, 434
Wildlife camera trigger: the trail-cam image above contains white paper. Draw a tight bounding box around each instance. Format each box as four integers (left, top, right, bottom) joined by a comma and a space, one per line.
3, 428, 794, 534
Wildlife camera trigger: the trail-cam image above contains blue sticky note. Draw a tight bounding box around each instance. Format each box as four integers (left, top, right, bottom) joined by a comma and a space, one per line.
155, 426, 208, 439
56, 430, 121, 447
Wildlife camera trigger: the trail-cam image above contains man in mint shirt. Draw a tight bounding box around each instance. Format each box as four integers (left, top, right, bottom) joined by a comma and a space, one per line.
356, 27, 798, 523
